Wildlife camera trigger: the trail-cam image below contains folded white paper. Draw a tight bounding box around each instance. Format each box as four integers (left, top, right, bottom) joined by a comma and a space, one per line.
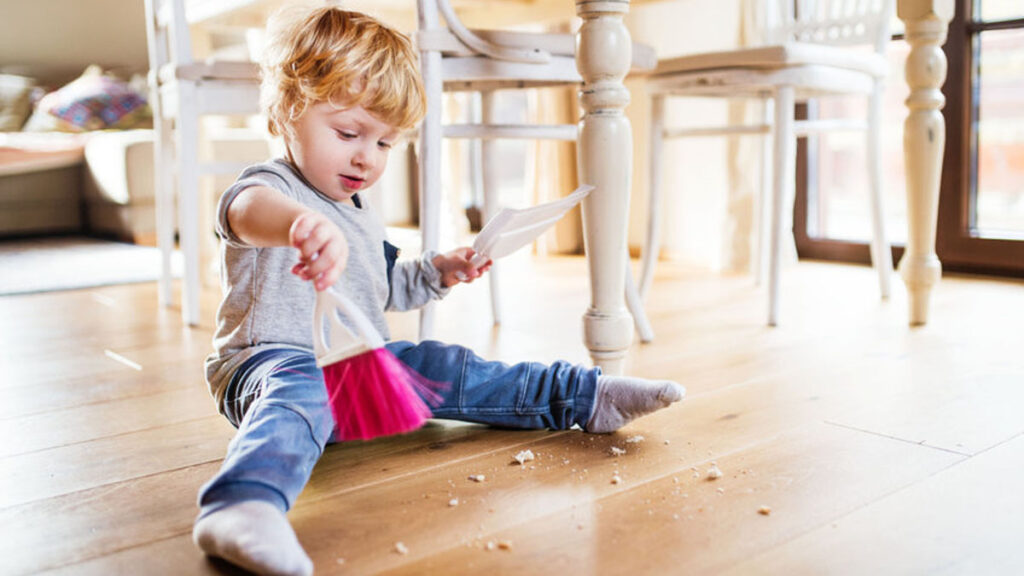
468, 184, 594, 268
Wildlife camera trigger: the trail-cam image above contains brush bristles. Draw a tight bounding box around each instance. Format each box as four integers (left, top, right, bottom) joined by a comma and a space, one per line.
322, 348, 445, 441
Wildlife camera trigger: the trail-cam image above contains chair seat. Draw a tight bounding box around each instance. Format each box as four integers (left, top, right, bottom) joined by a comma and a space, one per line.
649, 63, 877, 98
423, 28, 657, 70
158, 59, 259, 83
654, 42, 888, 79
441, 55, 581, 91
421, 28, 656, 91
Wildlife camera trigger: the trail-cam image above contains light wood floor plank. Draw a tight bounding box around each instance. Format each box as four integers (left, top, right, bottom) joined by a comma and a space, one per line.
719, 433, 1024, 576
378, 421, 964, 575
1, 462, 219, 575
1, 331, 212, 392
0, 362, 210, 420
0, 416, 234, 508
35, 534, 226, 576
0, 384, 220, 458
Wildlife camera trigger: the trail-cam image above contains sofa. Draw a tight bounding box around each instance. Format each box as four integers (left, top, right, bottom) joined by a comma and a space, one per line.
0, 128, 162, 243
1, 68, 272, 246
0, 68, 161, 243
0, 132, 87, 236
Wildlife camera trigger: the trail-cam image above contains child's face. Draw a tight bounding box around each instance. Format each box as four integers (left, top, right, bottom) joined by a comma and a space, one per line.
286, 102, 400, 204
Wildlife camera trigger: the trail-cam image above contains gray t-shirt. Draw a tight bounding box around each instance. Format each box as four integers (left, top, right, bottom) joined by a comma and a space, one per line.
204, 159, 449, 409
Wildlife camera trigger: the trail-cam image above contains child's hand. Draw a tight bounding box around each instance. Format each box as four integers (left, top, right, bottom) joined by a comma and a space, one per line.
289, 212, 349, 291
433, 247, 491, 288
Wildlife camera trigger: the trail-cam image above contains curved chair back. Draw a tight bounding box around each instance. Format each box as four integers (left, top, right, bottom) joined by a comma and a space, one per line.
763, 0, 894, 52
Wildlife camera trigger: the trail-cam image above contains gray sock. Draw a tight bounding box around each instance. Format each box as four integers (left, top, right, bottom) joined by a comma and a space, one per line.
585, 376, 685, 433
193, 500, 313, 576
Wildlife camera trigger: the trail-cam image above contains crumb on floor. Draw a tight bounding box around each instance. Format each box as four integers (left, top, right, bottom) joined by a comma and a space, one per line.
513, 449, 535, 465
706, 465, 723, 480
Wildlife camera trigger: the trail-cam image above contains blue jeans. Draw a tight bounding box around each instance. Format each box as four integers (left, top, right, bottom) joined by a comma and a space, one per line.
197, 340, 599, 515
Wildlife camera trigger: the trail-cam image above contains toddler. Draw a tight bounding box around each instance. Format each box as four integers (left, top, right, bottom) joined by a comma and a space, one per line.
193, 7, 684, 576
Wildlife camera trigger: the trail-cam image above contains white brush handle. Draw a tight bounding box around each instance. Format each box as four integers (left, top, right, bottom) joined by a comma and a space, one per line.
454, 252, 491, 282
313, 287, 385, 367
469, 253, 489, 268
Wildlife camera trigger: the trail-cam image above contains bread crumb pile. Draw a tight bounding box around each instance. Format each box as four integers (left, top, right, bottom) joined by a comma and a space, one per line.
513, 450, 535, 465
706, 464, 723, 480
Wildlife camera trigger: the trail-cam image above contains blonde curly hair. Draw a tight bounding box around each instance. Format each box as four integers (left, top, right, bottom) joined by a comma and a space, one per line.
260, 6, 425, 138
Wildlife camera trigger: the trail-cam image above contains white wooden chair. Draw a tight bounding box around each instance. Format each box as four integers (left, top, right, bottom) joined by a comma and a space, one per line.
143, 0, 262, 326
641, 0, 895, 326
416, 0, 657, 341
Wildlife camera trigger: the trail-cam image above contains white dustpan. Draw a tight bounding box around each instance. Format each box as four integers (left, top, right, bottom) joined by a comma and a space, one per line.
467, 184, 594, 269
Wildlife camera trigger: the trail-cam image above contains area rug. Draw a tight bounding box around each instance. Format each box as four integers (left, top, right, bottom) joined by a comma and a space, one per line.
0, 236, 182, 296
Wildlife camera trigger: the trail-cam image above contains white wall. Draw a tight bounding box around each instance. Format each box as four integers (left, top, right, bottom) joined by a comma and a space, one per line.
625, 0, 745, 271
0, 0, 149, 86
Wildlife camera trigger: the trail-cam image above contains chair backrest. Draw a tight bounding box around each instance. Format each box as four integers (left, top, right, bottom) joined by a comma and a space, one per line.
143, 0, 194, 77
763, 0, 894, 52
416, 0, 552, 64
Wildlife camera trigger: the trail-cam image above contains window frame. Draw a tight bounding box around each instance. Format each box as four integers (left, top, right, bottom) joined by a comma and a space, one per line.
794, 0, 1024, 278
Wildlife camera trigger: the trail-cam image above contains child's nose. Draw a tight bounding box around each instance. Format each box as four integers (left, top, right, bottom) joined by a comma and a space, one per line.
353, 145, 375, 169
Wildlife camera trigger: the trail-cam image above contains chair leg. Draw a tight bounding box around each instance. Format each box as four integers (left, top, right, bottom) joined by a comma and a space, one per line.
480, 90, 502, 325
154, 112, 176, 308
467, 93, 485, 227
418, 47, 444, 341
767, 86, 796, 327
867, 86, 893, 299
639, 94, 665, 300
176, 84, 202, 326
755, 97, 773, 286
625, 260, 655, 343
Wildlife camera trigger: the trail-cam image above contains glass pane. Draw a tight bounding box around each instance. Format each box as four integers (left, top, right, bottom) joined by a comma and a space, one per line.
975, 27, 1024, 237
807, 40, 910, 245
979, 0, 1024, 22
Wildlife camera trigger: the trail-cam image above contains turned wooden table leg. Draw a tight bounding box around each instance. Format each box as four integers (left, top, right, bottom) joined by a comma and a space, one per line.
576, 0, 634, 374
897, 0, 954, 325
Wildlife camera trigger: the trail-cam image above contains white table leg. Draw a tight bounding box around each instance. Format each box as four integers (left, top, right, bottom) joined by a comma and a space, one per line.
896, 0, 954, 325
575, 0, 634, 375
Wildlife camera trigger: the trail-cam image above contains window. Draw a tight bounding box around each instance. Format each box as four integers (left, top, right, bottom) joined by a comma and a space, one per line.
796, 0, 1024, 276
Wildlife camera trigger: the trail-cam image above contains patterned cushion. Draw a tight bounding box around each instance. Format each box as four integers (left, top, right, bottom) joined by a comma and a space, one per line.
35, 66, 151, 132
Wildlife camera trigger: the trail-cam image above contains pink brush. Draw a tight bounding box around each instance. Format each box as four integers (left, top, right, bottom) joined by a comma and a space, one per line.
313, 287, 443, 441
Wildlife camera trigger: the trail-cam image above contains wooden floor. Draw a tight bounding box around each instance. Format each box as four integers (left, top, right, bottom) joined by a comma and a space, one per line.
3, 254, 1023, 575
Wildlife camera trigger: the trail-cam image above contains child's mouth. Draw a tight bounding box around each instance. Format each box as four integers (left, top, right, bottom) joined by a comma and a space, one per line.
340, 175, 365, 190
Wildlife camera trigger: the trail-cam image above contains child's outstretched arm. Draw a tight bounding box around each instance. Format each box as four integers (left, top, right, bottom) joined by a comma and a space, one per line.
227, 185, 349, 291
384, 247, 491, 312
